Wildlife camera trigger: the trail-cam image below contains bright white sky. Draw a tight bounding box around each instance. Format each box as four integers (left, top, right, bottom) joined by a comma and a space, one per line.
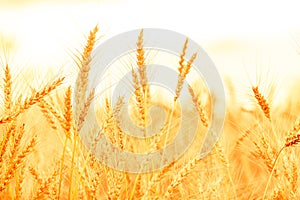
0, 0, 300, 86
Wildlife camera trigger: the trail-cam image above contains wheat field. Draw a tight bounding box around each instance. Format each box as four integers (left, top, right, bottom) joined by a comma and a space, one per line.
0, 25, 300, 200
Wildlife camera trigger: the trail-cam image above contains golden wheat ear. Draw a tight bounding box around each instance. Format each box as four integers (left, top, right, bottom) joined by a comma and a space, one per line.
136, 29, 147, 91
285, 119, 300, 147
252, 86, 271, 120
188, 85, 209, 127
131, 67, 146, 128
4, 64, 12, 114
174, 38, 197, 101
74, 25, 98, 127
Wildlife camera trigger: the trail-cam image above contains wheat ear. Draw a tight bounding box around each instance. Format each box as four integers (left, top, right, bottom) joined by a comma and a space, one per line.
0, 77, 64, 124
57, 86, 73, 199
174, 39, 197, 101
252, 86, 271, 119
163, 157, 200, 199
74, 25, 98, 127
285, 119, 300, 147
136, 29, 149, 96
263, 119, 300, 199
188, 85, 209, 127
3, 64, 12, 113
0, 121, 16, 168
131, 68, 146, 128
0, 136, 36, 192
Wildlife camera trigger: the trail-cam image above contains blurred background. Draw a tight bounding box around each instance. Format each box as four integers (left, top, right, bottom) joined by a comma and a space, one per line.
0, 0, 300, 89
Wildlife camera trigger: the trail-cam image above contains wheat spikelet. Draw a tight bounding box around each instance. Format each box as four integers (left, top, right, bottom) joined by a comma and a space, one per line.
3, 64, 12, 113
141, 161, 176, 200
182, 53, 197, 77
82, 25, 98, 62
252, 86, 271, 119
163, 157, 200, 199
107, 170, 123, 200
0, 136, 36, 192
0, 77, 64, 124
285, 119, 300, 147
39, 100, 58, 130
75, 25, 98, 126
283, 156, 298, 196
113, 96, 125, 150
33, 168, 59, 200
174, 42, 197, 101
77, 89, 95, 131
215, 142, 237, 199
103, 98, 116, 144
291, 161, 298, 194
9, 124, 25, 161
15, 167, 24, 199
233, 124, 258, 150
136, 29, 149, 96
0, 121, 16, 167
107, 168, 119, 200
271, 185, 285, 200
40, 99, 65, 125
178, 38, 188, 74
62, 87, 73, 137
252, 139, 278, 177
29, 166, 43, 185
57, 87, 73, 199
134, 175, 143, 199
149, 126, 165, 152
131, 68, 146, 128
188, 85, 209, 127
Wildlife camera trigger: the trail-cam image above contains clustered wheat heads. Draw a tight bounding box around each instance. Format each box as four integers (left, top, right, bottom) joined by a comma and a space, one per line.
1, 26, 300, 200
174, 39, 197, 101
